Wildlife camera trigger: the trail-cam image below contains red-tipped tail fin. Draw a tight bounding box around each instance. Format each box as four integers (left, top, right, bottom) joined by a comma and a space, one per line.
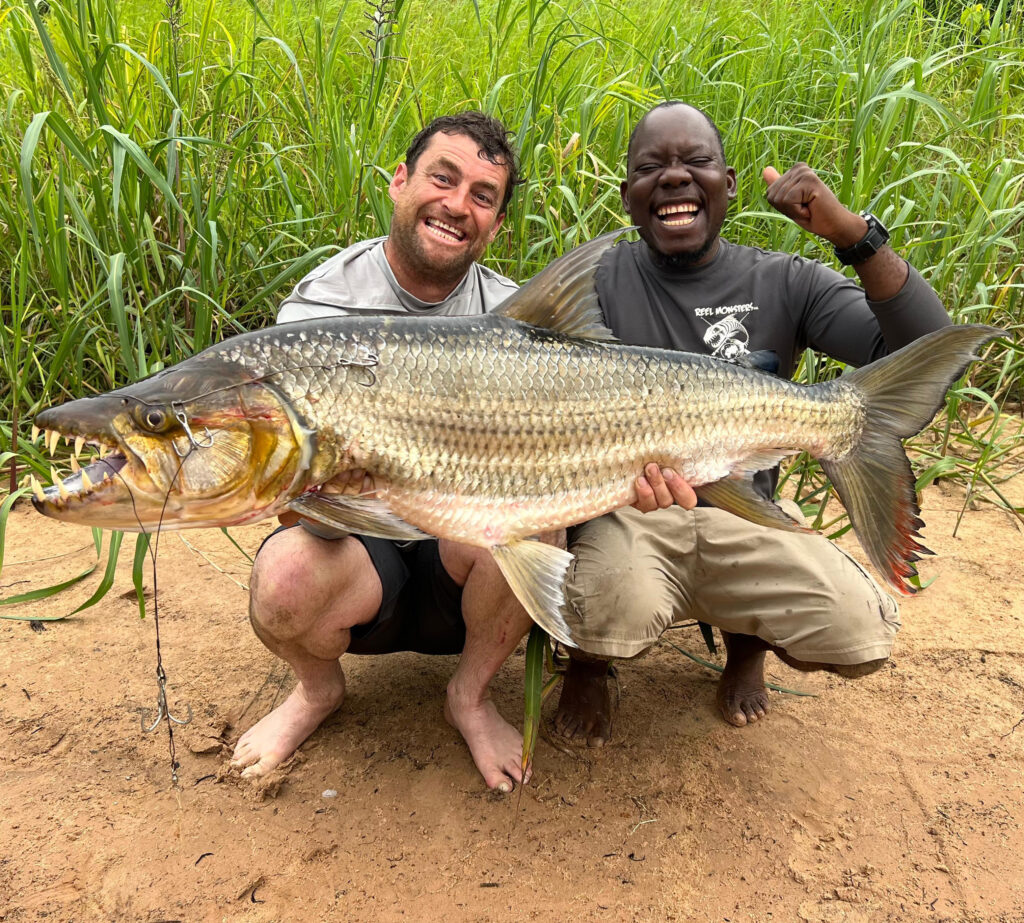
822, 324, 1003, 595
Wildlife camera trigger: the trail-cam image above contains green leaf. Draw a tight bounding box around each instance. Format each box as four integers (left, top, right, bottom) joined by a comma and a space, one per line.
521, 624, 547, 779
69, 531, 125, 614
132, 533, 151, 619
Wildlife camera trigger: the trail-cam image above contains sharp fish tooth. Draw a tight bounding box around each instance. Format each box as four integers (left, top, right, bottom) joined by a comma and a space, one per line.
47, 429, 60, 456
75, 436, 85, 458
101, 470, 111, 482
50, 465, 61, 485
57, 479, 69, 501
70, 455, 80, 473
81, 470, 93, 491
31, 476, 46, 502
31, 425, 41, 443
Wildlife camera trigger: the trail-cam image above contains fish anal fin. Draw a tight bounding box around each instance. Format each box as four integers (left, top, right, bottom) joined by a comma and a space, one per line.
493, 228, 630, 341
490, 540, 579, 648
695, 479, 810, 533
288, 493, 431, 542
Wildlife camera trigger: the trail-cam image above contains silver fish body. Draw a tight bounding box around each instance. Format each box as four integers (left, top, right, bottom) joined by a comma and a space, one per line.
211, 314, 854, 545
31, 231, 1003, 645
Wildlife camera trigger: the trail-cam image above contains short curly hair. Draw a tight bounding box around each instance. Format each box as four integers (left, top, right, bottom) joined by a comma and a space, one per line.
404, 111, 521, 214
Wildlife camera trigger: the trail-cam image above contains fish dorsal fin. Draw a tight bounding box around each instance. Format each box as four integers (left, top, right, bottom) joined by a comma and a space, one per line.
493, 228, 633, 341
733, 349, 781, 376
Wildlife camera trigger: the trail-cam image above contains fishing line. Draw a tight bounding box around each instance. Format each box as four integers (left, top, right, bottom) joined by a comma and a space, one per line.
103, 448, 194, 786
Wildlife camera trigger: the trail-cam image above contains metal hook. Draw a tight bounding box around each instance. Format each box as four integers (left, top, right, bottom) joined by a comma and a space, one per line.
171, 401, 215, 456
141, 667, 193, 733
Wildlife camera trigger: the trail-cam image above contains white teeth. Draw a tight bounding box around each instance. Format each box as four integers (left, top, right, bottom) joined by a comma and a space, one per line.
75, 436, 85, 458
50, 465, 61, 485
47, 429, 60, 456
658, 203, 699, 217
426, 219, 464, 240
31, 476, 46, 502
31, 425, 41, 443
57, 479, 69, 501
81, 470, 93, 492
101, 470, 111, 482
70, 455, 80, 473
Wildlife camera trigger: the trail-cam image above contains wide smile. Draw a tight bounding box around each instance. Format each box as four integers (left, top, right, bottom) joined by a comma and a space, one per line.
27, 425, 131, 511
423, 217, 468, 244
656, 202, 700, 228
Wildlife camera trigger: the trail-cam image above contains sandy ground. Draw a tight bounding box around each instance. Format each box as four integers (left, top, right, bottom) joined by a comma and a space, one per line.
1, 479, 1023, 923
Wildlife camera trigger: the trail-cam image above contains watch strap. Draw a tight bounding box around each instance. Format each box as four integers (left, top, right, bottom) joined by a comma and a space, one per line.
833, 213, 890, 265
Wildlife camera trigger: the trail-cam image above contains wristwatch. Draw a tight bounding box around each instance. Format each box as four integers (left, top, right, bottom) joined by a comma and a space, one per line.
833, 213, 890, 265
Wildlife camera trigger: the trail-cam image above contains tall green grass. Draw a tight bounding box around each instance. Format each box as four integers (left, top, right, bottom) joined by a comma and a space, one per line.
1, 0, 1021, 516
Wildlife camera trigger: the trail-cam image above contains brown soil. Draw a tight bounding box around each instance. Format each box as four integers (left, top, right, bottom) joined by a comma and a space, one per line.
2, 480, 1023, 923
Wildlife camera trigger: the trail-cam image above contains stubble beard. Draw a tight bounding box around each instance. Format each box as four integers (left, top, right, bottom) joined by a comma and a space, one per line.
388, 212, 479, 294
648, 236, 716, 271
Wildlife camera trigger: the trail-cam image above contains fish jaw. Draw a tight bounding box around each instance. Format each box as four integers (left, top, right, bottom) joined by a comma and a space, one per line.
31, 364, 315, 532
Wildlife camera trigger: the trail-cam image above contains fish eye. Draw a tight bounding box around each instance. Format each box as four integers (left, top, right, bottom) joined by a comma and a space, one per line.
135, 405, 171, 432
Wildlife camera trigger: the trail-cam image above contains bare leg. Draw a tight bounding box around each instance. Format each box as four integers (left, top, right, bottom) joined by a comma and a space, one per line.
552, 651, 613, 747
717, 630, 887, 727
231, 529, 382, 778
440, 540, 537, 793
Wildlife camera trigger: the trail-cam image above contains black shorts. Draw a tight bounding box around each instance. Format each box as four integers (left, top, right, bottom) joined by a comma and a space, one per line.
258, 526, 466, 656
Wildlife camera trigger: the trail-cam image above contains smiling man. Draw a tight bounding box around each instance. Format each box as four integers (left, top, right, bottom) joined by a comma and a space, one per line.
551, 101, 953, 747
231, 112, 536, 793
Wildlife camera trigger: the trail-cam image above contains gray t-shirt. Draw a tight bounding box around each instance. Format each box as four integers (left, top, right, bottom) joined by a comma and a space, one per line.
595, 239, 950, 375
277, 237, 518, 323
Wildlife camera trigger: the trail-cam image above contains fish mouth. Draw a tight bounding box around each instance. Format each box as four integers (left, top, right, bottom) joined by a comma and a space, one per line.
28, 424, 133, 513
655, 201, 700, 228
423, 217, 467, 243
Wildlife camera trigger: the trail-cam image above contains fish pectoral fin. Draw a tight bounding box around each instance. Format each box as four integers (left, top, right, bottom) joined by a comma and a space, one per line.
695, 479, 812, 533
287, 493, 431, 542
492, 229, 627, 342
490, 540, 579, 648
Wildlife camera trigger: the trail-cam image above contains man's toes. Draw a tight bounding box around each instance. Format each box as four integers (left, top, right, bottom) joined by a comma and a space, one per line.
230, 743, 257, 768
724, 705, 748, 727
586, 732, 607, 748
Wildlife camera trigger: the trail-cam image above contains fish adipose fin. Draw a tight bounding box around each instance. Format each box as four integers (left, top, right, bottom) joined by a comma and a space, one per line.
822, 323, 1004, 596
490, 540, 578, 647
695, 479, 809, 532
493, 228, 632, 341
287, 493, 431, 542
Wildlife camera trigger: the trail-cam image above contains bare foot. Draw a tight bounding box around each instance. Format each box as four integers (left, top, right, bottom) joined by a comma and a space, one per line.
552, 657, 612, 747
444, 692, 527, 793
231, 670, 345, 779
717, 632, 770, 727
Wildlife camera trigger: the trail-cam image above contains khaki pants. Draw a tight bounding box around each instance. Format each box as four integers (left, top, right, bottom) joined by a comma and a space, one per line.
564, 505, 900, 663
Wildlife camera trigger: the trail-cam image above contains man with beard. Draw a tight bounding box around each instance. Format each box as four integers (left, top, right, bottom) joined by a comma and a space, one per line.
551, 101, 951, 747
231, 112, 573, 792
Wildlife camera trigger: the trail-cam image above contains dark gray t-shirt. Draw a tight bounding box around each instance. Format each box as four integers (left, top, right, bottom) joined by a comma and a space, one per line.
594, 238, 951, 497
595, 239, 950, 375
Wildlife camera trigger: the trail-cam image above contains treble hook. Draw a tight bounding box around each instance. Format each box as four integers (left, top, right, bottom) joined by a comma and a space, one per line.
141, 665, 193, 733
171, 401, 215, 456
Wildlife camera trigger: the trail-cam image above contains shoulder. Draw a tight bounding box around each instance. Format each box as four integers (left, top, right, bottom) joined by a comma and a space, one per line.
276, 237, 391, 323
473, 262, 519, 295
721, 240, 849, 288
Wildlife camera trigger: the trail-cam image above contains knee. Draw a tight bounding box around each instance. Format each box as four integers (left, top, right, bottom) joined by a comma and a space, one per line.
565, 557, 669, 630
249, 535, 316, 640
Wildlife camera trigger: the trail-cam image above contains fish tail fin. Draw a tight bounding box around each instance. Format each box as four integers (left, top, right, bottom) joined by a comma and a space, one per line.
821, 324, 1003, 596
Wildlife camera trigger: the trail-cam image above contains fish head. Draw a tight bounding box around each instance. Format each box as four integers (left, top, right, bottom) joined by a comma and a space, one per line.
32, 361, 313, 531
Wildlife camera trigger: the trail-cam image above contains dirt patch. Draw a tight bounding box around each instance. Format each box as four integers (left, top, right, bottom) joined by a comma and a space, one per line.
2, 481, 1023, 922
